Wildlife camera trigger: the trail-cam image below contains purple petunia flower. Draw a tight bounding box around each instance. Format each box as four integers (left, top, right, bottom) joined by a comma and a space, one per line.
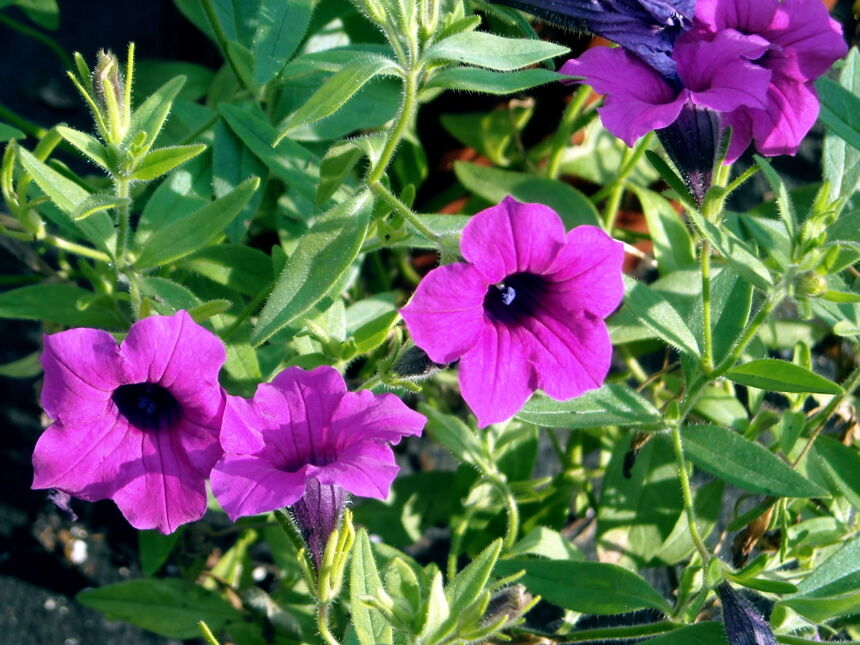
32, 311, 226, 534
491, 0, 695, 79
400, 196, 624, 427
210, 366, 425, 564
692, 0, 848, 161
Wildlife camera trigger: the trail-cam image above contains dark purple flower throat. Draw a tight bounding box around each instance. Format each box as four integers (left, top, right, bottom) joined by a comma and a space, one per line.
112, 382, 182, 431
484, 272, 547, 324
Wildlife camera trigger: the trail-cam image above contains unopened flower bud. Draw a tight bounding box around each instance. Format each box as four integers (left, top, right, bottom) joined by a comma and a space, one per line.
793, 270, 827, 298
393, 345, 451, 381
717, 583, 777, 645
93, 49, 130, 144
656, 104, 721, 208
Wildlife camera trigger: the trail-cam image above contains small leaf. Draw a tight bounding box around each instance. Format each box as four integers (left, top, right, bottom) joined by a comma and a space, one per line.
71, 194, 130, 222
420, 404, 489, 469
726, 359, 843, 395
644, 150, 697, 210
252, 0, 313, 85
276, 57, 399, 140
816, 76, 860, 151
182, 244, 272, 297
508, 527, 583, 561
56, 126, 112, 170
351, 310, 398, 355
515, 383, 661, 428
318, 141, 363, 204
76, 578, 242, 640
252, 192, 373, 345
135, 176, 260, 269
682, 425, 827, 498
446, 539, 502, 608
426, 67, 564, 94
755, 155, 797, 243
0, 351, 42, 378
139, 529, 181, 577
0, 283, 125, 328
638, 623, 727, 645
623, 275, 701, 357
212, 119, 267, 242
0, 122, 26, 142
630, 186, 696, 274
494, 559, 671, 614
131, 144, 206, 181
128, 75, 186, 156
420, 571, 453, 641
425, 32, 568, 71
810, 435, 860, 509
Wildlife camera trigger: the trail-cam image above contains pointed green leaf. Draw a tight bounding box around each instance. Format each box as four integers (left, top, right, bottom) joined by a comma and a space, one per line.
135, 176, 259, 269
420, 404, 489, 469
276, 57, 399, 140
182, 244, 272, 297
252, 192, 373, 345
810, 435, 860, 509
644, 149, 697, 210
252, 0, 313, 85
56, 126, 112, 170
425, 32, 568, 71
755, 155, 797, 242
426, 67, 564, 94
212, 119, 267, 241
0, 283, 125, 328
507, 527, 583, 561
817, 75, 860, 151
128, 75, 186, 155
823, 48, 860, 201
0, 351, 41, 378
494, 559, 672, 614
446, 539, 502, 608
630, 186, 696, 274
623, 275, 701, 356
71, 193, 129, 221
318, 141, 363, 204
515, 383, 661, 428
420, 571, 452, 641
139, 529, 181, 577
350, 529, 393, 645
0, 122, 26, 142
130, 144, 206, 181
726, 358, 843, 395
682, 424, 827, 498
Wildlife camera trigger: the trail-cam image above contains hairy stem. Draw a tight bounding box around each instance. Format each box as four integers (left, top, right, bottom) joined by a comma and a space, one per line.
368, 69, 418, 185
370, 182, 439, 243
546, 85, 590, 180
317, 603, 340, 645
701, 240, 714, 372
671, 424, 711, 560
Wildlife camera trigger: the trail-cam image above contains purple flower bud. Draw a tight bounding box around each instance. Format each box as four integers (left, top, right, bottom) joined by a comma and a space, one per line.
655, 104, 721, 206
290, 479, 347, 568
718, 582, 777, 645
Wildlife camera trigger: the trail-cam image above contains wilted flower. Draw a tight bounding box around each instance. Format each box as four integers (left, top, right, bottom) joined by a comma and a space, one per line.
210, 366, 425, 564
691, 0, 848, 161
401, 196, 624, 427
32, 311, 226, 534
717, 583, 778, 645
492, 0, 695, 79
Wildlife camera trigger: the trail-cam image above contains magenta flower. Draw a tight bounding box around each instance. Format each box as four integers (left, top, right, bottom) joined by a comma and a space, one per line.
400, 196, 624, 427
32, 311, 226, 534
210, 366, 425, 562
692, 0, 848, 161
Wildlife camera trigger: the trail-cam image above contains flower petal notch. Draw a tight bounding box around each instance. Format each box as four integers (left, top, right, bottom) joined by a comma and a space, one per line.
401, 196, 624, 427
210, 366, 426, 564
32, 310, 227, 534
491, 0, 696, 79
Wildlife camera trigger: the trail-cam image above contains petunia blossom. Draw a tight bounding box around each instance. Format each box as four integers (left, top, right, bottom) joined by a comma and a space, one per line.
691, 0, 848, 161
491, 0, 695, 79
210, 366, 425, 564
32, 311, 226, 534
400, 196, 624, 427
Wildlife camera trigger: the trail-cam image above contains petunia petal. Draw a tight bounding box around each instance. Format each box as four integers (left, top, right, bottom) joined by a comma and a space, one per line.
400, 262, 487, 364
329, 390, 426, 448
210, 455, 310, 521
722, 108, 755, 163
315, 441, 400, 500
749, 79, 819, 157
120, 310, 225, 420
694, 0, 776, 35
40, 328, 124, 423
459, 322, 535, 427
545, 225, 625, 318
766, 0, 847, 82
561, 48, 687, 146
460, 196, 568, 282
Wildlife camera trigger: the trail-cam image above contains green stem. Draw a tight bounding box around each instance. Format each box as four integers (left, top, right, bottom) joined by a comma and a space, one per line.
371, 182, 439, 243
701, 240, 714, 372
358, 373, 382, 391
200, 0, 255, 96
489, 475, 520, 552
317, 603, 340, 645
602, 179, 625, 233
368, 69, 418, 185
546, 85, 590, 180
523, 620, 683, 642
670, 424, 711, 561
591, 132, 654, 205
197, 620, 221, 645
43, 234, 111, 262
221, 285, 271, 341
724, 164, 759, 198
0, 102, 47, 139
0, 12, 74, 70
114, 176, 130, 266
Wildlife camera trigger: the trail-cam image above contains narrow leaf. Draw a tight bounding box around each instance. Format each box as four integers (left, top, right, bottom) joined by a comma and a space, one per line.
426, 32, 568, 71
0, 283, 125, 328
71, 194, 130, 222
631, 186, 696, 274
755, 155, 797, 242
726, 359, 843, 395
130, 144, 206, 181
350, 529, 393, 645
128, 75, 186, 155
623, 275, 701, 356
56, 125, 112, 170
426, 67, 564, 94
515, 383, 661, 428
252, 0, 313, 85
816, 76, 860, 151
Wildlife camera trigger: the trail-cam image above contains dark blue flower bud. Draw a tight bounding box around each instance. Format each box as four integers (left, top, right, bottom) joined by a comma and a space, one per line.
718, 583, 778, 645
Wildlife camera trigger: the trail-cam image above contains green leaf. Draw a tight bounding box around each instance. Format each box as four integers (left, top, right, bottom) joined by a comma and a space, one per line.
778, 537, 860, 621
426, 32, 568, 71
135, 60, 214, 102
682, 424, 826, 498
446, 539, 502, 607
276, 57, 399, 140
725, 359, 843, 395
71, 194, 129, 222
139, 529, 181, 577
816, 75, 860, 151
212, 119, 267, 242
318, 141, 363, 204
135, 176, 260, 269
755, 155, 797, 242
455, 161, 600, 228
810, 435, 860, 509
0, 122, 25, 142
641, 623, 727, 645
219, 103, 317, 201
17, 147, 115, 253
182, 244, 272, 297
252, 192, 372, 345
823, 48, 860, 202
644, 150, 697, 211
508, 527, 583, 561
130, 144, 206, 181
128, 75, 186, 156
76, 578, 242, 639
420, 571, 453, 642
631, 186, 696, 274
56, 126, 111, 170
426, 67, 564, 94
16, 0, 58, 30
351, 310, 398, 355
0, 283, 125, 328
515, 383, 661, 429
0, 351, 41, 378
137, 276, 201, 314
420, 404, 489, 469
688, 209, 773, 290
623, 275, 701, 357
653, 480, 724, 566
252, 0, 313, 85
494, 559, 671, 614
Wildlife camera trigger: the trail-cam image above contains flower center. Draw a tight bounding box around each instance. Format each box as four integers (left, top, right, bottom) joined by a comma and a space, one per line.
112, 382, 182, 431
483, 272, 547, 324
